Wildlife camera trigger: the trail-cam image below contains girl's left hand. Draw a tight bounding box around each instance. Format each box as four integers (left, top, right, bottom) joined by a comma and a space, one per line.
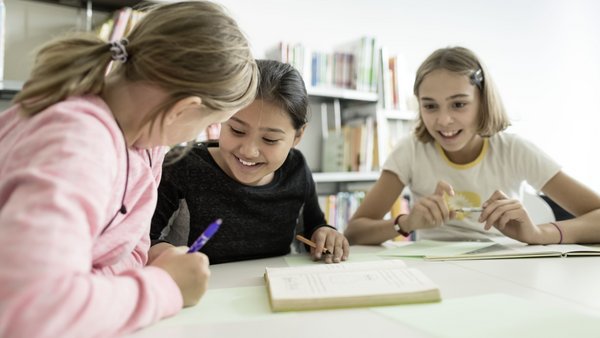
311, 227, 350, 264
479, 190, 542, 243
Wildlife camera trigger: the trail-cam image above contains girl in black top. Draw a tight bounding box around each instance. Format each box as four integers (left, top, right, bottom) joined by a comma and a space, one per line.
149, 60, 349, 264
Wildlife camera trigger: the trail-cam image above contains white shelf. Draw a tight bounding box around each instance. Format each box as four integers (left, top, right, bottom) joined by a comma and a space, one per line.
307, 87, 378, 102
381, 109, 417, 120
312, 171, 380, 183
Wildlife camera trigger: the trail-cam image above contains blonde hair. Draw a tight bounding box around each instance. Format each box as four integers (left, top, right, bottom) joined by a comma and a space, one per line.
14, 1, 258, 130
412, 46, 509, 143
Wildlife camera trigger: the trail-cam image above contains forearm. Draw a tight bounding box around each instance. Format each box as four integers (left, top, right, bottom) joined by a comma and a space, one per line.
345, 217, 399, 245
552, 209, 600, 244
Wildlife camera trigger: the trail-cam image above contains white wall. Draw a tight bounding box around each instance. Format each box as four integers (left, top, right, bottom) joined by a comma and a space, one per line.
4, 0, 600, 192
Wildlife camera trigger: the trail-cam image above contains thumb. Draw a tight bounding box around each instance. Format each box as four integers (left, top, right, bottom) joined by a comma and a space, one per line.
434, 180, 454, 197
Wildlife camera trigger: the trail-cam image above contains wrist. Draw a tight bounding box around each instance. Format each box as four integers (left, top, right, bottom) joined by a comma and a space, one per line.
393, 214, 412, 237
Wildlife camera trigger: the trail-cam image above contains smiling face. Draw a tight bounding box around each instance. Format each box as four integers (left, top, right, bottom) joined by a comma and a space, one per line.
418, 68, 484, 164
212, 99, 303, 186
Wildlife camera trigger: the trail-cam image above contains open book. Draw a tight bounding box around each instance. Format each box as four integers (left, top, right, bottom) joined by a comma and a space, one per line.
264, 259, 441, 312
425, 243, 600, 261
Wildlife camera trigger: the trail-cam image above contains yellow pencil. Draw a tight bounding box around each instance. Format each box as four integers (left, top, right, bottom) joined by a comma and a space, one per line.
295, 234, 332, 254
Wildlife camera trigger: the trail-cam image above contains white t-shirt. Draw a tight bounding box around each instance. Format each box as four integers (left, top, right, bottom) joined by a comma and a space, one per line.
383, 132, 561, 241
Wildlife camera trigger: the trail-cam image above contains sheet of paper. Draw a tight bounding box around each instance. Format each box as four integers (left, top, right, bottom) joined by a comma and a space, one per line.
377, 240, 496, 257
372, 293, 600, 338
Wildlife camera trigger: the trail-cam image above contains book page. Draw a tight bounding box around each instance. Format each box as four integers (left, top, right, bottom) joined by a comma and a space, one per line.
266, 260, 437, 300
426, 242, 600, 260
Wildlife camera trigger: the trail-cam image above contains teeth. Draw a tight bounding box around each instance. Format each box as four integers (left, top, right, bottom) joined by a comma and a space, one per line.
440, 130, 458, 137
238, 158, 257, 166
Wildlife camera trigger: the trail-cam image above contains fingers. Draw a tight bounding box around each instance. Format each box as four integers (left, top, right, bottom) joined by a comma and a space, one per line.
413, 194, 450, 226
311, 228, 350, 264
481, 198, 524, 230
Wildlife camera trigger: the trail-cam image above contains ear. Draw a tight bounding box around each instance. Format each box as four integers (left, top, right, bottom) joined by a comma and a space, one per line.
292, 124, 307, 147
164, 96, 203, 125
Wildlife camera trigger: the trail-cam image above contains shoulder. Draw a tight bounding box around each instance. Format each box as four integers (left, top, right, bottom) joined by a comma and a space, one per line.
25, 95, 122, 163
284, 148, 310, 172
489, 132, 543, 154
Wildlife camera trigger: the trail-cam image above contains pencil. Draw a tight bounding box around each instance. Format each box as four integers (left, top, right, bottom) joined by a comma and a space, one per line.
454, 207, 483, 213
295, 234, 332, 255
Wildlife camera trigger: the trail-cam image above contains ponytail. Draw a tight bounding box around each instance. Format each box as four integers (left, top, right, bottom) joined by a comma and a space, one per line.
14, 34, 114, 117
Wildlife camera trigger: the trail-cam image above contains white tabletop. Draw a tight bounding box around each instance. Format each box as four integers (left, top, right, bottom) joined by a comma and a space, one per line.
129, 245, 600, 338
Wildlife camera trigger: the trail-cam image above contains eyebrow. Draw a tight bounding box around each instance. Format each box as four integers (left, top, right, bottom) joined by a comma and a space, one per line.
229, 117, 287, 134
420, 94, 471, 101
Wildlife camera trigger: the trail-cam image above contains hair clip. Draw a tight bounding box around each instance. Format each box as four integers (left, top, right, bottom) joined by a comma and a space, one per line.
109, 39, 129, 63
470, 69, 483, 90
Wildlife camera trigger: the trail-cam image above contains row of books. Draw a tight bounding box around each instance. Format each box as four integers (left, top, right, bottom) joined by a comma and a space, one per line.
97, 7, 144, 43
265, 37, 379, 94
266, 37, 413, 110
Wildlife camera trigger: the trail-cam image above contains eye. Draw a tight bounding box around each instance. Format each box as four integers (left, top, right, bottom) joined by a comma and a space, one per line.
230, 126, 245, 135
422, 103, 437, 111
452, 102, 467, 109
263, 138, 279, 144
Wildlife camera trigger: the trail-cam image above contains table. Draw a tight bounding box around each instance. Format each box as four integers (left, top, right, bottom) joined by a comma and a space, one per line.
129, 245, 600, 338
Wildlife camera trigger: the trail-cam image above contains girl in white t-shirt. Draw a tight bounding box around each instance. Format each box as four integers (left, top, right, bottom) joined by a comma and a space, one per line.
345, 46, 600, 245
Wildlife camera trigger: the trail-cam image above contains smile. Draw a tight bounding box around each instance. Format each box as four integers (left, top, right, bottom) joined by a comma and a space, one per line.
439, 130, 461, 138
237, 156, 258, 166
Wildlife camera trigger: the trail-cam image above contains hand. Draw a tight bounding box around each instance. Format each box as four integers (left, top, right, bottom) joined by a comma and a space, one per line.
147, 242, 175, 265
479, 190, 542, 243
311, 227, 349, 264
150, 246, 211, 307
405, 181, 455, 231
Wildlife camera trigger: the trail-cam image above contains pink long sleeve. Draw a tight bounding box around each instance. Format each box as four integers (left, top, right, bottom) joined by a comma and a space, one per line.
0, 97, 182, 338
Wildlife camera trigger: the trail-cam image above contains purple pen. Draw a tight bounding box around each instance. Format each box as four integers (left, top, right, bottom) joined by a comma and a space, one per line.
187, 219, 222, 253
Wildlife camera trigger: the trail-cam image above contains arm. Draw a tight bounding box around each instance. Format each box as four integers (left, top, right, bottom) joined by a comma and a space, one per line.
481, 171, 600, 244
301, 172, 349, 263
345, 170, 406, 244
541, 171, 600, 243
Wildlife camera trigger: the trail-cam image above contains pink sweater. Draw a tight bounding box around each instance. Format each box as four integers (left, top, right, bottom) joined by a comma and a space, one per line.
0, 96, 183, 337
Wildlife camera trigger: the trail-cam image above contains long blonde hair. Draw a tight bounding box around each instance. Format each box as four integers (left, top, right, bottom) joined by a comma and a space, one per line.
412, 46, 509, 143
14, 1, 258, 130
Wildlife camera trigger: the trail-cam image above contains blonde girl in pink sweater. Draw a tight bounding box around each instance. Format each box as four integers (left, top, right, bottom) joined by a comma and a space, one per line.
0, 2, 257, 337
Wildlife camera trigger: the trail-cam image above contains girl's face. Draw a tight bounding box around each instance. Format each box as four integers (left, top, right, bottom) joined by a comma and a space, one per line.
418, 68, 483, 164
214, 99, 303, 186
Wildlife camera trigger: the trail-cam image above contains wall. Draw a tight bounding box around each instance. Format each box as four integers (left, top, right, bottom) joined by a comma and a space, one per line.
4, 0, 600, 193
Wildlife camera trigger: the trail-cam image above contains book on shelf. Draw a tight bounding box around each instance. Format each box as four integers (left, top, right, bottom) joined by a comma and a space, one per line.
267, 36, 378, 92
264, 259, 441, 312
425, 242, 600, 261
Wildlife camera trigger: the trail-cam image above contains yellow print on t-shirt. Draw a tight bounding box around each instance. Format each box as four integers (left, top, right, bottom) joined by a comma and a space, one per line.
445, 192, 481, 220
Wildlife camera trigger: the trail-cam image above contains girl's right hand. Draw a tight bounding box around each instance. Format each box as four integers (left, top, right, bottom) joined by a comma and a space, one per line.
150, 246, 211, 307
405, 181, 455, 231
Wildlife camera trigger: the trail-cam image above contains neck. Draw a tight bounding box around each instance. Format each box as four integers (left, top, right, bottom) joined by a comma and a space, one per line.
101, 75, 169, 147
444, 135, 485, 164
101, 76, 140, 147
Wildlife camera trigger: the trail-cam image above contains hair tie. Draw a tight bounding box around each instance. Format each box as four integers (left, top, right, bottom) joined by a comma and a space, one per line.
470, 69, 483, 90
109, 38, 129, 63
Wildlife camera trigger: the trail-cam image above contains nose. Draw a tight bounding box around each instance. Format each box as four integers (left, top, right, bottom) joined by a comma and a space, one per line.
239, 141, 259, 159
437, 108, 454, 126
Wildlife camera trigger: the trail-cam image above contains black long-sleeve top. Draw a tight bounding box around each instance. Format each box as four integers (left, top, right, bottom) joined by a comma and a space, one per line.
150, 142, 329, 264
